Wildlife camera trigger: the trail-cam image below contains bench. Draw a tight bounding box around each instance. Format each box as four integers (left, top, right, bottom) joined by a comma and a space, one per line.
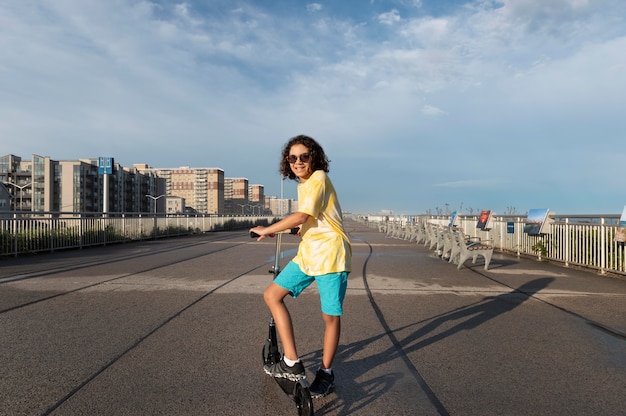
449, 227, 493, 270
385, 222, 399, 238
401, 221, 425, 244
425, 223, 440, 250
440, 227, 455, 260
412, 220, 427, 244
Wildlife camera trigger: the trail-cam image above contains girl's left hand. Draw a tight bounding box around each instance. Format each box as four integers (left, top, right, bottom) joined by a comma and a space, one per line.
249, 226, 270, 241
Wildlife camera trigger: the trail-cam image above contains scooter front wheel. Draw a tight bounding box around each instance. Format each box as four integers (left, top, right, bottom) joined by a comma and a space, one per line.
262, 338, 281, 366
293, 381, 314, 416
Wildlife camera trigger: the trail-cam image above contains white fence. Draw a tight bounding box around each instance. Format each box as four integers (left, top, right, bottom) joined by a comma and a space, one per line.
5, 212, 626, 276
360, 214, 626, 277
0, 212, 274, 257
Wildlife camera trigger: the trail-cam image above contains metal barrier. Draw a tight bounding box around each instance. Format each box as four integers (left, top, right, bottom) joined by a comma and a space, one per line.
5, 212, 626, 276
360, 214, 626, 276
0, 212, 274, 258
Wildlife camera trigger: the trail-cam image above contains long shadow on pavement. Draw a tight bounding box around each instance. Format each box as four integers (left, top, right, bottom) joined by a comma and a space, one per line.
306, 277, 554, 415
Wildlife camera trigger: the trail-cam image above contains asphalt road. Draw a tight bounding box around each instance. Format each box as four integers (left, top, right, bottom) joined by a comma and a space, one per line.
1, 220, 624, 415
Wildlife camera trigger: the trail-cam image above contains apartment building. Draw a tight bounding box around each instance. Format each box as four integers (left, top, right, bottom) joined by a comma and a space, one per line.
224, 177, 248, 215
2, 154, 288, 216
0, 154, 38, 212
249, 184, 266, 215
1, 154, 163, 214
0, 183, 11, 211
137, 166, 224, 215
265, 196, 297, 216
1, 154, 66, 212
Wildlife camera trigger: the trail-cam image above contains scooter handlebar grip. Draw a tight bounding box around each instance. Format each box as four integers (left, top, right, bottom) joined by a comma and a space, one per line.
250, 231, 275, 238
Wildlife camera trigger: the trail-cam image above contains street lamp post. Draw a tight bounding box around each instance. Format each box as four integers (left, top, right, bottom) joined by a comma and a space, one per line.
145, 194, 166, 214
4, 181, 32, 257
5, 181, 32, 212
145, 194, 165, 239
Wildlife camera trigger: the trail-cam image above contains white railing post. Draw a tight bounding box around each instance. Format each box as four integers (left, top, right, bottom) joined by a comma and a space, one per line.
564, 218, 570, 267
13, 212, 18, 257
600, 217, 606, 274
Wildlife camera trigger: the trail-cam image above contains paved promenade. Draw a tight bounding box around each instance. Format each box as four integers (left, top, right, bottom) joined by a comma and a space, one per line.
1, 219, 625, 416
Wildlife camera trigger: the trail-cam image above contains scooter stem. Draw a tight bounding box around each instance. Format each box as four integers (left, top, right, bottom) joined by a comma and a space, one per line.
274, 232, 283, 276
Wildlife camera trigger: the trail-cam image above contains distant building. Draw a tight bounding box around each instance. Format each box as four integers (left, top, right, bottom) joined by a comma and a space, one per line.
249, 184, 266, 215
0, 154, 36, 211
2, 154, 284, 216
265, 196, 297, 216
1, 154, 164, 214
0, 182, 11, 213
165, 196, 185, 214
225, 177, 249, 215
136, 165, 224, 215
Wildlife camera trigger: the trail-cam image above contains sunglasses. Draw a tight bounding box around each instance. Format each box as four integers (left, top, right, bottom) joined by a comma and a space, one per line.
286, 153, 311, 164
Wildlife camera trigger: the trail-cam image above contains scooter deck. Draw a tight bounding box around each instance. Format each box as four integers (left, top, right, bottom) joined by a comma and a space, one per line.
273, 377, 306, 397
275, 377, 297, 395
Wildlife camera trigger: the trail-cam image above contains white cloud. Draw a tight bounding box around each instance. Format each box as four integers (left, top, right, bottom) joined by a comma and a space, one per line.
421, 105, 447, 117
378, 9, 401, 25
307, 3, 322, 12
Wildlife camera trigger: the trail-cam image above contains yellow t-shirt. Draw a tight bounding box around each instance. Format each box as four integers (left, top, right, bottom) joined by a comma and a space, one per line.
292, 170, 352, 275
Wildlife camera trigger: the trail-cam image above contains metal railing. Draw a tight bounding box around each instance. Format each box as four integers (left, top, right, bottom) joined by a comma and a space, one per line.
359, 214, 626, 276
5, 211, 626, 276
0, 212, 274, 258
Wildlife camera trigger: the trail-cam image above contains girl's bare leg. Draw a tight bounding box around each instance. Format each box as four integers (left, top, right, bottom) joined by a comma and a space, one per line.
264, 282, 298, 361
321, 313, 341, 369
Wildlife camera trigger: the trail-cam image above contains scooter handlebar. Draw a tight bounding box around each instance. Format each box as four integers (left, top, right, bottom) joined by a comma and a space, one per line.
250, 228, 299, 238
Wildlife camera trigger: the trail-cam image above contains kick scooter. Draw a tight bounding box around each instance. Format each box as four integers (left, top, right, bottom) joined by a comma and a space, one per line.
250, 228, 315, 416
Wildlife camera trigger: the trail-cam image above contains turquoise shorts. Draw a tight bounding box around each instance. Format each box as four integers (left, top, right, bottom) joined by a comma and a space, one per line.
275, 261, 349, 316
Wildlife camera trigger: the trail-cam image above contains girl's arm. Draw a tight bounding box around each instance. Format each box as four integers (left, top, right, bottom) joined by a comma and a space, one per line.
250, 211, 310, 240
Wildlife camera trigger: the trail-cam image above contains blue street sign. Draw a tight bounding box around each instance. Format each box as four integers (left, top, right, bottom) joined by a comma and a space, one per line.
98, 157, 113, 175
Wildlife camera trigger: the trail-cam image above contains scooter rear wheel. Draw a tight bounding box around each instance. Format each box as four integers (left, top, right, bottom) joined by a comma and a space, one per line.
293, 381, 314, 416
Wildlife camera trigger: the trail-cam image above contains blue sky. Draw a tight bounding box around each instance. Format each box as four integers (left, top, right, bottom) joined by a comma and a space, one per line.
1, 0, 625, 215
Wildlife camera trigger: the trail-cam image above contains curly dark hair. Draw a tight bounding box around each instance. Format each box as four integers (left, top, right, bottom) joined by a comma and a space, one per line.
279, 135, 330, 181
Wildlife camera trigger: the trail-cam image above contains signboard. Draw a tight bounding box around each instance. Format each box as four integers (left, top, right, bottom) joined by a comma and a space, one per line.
448, 211, 458, 227
476, 210, 492, 230
507, 221, 515, 234
98, 157, 114, 175
523, 208, 550, 235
